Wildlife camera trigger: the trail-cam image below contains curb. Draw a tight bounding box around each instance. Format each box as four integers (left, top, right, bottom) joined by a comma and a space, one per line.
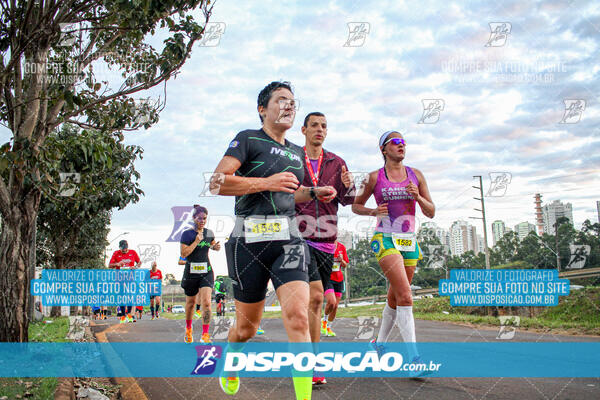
54, 377, 75, 400
91, 321, 149, 400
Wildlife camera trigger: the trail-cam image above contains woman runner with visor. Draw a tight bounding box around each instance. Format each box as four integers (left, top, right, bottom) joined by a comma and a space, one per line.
352, 130, 435, 372
211, 81, 336, 400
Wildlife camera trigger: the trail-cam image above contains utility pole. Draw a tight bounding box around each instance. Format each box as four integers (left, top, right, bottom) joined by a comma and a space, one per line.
554, 222, 561, 272
470, 176, 490, 269
345, 233, 353, 307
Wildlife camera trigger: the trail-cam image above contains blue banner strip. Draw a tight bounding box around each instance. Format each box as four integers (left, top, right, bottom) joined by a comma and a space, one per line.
0, 342, 598, 378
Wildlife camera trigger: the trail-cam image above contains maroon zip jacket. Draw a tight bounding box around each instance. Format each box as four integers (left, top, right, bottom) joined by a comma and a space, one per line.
295, 148, 355, 243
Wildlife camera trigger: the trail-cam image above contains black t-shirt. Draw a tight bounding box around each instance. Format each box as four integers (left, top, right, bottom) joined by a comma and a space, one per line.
180, 228, 214, 279
224, 129, 304, 217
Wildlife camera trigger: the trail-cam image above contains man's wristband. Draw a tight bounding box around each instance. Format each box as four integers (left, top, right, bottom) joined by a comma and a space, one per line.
309, 187, 317, 200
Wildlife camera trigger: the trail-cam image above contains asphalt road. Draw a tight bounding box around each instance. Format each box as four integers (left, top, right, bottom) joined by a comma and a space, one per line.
91, 316, 600, 400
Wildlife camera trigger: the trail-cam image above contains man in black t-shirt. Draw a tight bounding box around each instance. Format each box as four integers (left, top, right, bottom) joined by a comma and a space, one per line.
180, 205, 221, 344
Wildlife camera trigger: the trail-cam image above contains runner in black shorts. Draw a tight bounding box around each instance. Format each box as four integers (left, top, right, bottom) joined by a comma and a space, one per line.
180, 205, 221, 344
212, 81, 336, 399
295, 111, 355, 385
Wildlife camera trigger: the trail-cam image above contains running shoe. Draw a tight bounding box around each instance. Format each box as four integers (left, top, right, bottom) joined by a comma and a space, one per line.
195, 310, 201, 319
370, 338, 386, 357
184, 328, 193, 343
409, 356, 434, 379
201, 333, 211, 343
320, 320, 327, 335
151, 316, 156, 320
156, 313, 160, 319
256, 328, 264, 335
326, 327, 336, 337
219, 375, 240, 395
312, 376, 327, 385
119, 316, 126, 324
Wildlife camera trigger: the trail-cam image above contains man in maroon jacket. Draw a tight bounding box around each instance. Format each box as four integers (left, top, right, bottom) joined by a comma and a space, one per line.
295, 112, 355, 385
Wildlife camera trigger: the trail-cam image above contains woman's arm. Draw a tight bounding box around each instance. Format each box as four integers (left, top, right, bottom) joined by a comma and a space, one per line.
180, 231, 202, 258
351, 171, 383, 216
411, 168, 435, 218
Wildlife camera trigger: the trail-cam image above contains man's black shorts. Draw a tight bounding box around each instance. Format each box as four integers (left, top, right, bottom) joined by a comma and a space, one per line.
307, 245, 334, 292
225, 236, 309, 303
181, 271, 214, 297
331, 279, 344, 295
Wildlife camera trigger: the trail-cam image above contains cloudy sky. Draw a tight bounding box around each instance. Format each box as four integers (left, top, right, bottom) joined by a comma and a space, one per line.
6, 0, 600, 277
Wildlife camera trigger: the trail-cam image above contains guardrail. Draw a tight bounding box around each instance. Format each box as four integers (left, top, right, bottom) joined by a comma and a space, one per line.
346, 268, 600, 303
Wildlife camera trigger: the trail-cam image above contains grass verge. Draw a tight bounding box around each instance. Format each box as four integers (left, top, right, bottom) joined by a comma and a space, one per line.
262, 288, 600, 335
0, 317, 71, 399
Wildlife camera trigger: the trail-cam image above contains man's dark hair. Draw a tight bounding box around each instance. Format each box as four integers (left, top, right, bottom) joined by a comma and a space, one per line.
303, 112, 325, 127
257, 81, 293, 123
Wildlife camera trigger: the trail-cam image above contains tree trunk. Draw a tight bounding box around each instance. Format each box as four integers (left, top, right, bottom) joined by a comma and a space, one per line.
0, 202, 39, 342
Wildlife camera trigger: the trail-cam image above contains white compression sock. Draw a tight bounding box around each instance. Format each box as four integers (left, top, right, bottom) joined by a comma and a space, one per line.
396, 305, 418, 360
376, 304, 397, 343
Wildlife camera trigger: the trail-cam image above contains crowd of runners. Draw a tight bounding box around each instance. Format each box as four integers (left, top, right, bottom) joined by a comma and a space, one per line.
105, 81, 435, 400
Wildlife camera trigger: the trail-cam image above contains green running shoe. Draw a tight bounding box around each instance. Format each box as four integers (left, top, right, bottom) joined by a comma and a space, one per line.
219, 375, 240, 395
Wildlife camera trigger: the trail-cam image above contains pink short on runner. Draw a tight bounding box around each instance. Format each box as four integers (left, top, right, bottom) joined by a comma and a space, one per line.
335, 292, 343, 298
324, 289, 335, 296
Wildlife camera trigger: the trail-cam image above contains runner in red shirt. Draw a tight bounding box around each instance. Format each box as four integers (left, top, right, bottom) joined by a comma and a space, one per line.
149, 261, 163, 319
108, 240, 141, 323
322, 241, 349, 337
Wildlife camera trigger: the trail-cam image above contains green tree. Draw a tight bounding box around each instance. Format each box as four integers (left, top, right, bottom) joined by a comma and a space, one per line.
574, 220, 600, 268
36, 124, 143, 315
516, 232, 554, 268
37, 125, 143, 270
347, 239, 387, 298
555, 217, 576, 268
491, 231, 519, 265
0, 0, 214, 341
